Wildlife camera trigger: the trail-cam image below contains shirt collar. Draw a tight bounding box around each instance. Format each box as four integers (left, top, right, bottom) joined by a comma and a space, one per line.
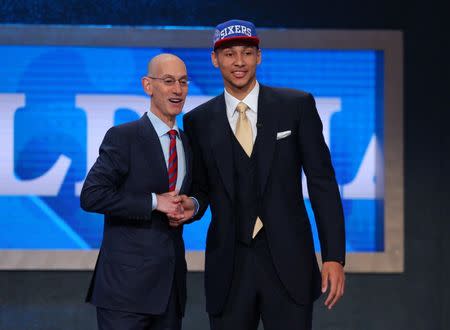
224, 81, 260, 118
146, 110, 180, 138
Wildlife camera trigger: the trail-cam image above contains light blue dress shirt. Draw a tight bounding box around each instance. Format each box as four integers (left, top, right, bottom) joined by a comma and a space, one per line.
147, 111, 186, 210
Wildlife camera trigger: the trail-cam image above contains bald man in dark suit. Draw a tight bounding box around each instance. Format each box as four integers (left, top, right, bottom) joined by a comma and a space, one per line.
81, 54, 193, 330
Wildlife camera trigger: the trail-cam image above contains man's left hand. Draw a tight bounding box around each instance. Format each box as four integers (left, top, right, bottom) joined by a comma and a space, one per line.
321, 261, 345, 310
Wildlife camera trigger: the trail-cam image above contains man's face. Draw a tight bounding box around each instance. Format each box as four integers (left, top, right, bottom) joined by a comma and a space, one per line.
142, 56, 188, 120
212, 43, 261, 95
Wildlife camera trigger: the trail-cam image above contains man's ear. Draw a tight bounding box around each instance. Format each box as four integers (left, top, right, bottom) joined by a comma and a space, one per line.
141, 76, 153, 96
256, 49, 262, 65
211, 50, 219, 68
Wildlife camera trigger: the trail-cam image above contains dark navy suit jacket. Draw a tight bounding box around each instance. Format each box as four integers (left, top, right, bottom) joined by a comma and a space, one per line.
80, 114, 192, 315
183, 85, 345, 315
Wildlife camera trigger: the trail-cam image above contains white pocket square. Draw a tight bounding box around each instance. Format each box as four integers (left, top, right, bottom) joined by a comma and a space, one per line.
276, 130, 291, 140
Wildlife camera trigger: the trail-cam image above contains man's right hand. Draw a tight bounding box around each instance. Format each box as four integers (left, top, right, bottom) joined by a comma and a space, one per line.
156, 191, 182, 215
167, 195, 196, 227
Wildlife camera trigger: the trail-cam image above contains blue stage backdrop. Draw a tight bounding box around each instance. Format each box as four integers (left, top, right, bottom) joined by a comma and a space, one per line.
0, 45, 384, 253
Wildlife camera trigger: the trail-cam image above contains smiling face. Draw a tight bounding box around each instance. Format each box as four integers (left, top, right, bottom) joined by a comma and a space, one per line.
212, 42, 261, 100
142, 54, 188, 126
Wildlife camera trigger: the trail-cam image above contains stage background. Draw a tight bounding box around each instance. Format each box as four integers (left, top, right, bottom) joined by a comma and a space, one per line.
0, 1, 448, 329
0, 45, 385, 253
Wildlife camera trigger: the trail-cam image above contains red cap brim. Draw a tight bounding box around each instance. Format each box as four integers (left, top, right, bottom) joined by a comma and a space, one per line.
214, 36, 260, 49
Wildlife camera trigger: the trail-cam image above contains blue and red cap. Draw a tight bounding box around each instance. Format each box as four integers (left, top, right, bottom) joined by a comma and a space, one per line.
213, 19, 260, 50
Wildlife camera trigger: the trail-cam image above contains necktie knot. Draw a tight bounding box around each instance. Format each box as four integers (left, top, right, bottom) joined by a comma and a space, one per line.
236, 102, 249, 114
168, 129, 178, 140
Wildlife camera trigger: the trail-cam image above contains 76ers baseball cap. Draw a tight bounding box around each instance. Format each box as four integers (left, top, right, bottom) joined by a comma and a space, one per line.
213, 19, 260, 49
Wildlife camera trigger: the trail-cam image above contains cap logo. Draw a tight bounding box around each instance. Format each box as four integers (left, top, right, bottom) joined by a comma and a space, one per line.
225, 25, 251, 38
215, 25, 253, 42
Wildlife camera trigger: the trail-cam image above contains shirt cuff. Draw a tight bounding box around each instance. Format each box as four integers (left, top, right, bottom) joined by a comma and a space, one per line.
151, 193, 157, 211
190, 197, 199, 216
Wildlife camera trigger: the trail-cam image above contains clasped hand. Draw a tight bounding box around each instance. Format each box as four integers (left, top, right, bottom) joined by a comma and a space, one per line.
155, 191, 195, 227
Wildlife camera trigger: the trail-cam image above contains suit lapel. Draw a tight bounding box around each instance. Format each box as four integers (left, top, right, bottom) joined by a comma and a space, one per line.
209, 95, 235, 201
255, 85, 278, 196
138, 114, 169, 192
179, 130, 191, 195
207, 86, 278, 200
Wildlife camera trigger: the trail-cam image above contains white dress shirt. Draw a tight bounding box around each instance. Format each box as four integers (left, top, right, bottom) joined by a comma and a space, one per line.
224, 81, 260, 142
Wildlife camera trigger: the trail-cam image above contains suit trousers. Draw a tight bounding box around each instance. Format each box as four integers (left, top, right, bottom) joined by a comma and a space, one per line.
96, 281, 181, 330
209, 229, 313, 330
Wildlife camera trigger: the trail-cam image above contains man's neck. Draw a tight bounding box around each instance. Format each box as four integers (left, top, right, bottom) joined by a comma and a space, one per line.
225, 79, 257, 100
150, 109, 175, 128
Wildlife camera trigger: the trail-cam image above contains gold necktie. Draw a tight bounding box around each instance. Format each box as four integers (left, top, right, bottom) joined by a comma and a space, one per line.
235, 102, 253, 157
234, 102, 263, 238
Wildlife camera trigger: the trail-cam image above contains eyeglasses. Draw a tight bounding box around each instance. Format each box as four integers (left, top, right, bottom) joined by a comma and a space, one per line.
147, 76, 189, 87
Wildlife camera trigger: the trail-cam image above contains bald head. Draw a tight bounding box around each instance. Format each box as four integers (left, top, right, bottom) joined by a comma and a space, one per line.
142, 53, 188, 127
147, 53, 186, 77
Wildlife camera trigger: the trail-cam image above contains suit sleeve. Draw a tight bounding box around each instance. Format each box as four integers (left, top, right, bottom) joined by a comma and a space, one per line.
298, 93, 346, 265
183, 113, 210, 220
80, 126, 153, 220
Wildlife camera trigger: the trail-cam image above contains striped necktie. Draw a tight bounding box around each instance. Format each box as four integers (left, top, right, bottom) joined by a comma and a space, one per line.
167, 129, 178, 192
